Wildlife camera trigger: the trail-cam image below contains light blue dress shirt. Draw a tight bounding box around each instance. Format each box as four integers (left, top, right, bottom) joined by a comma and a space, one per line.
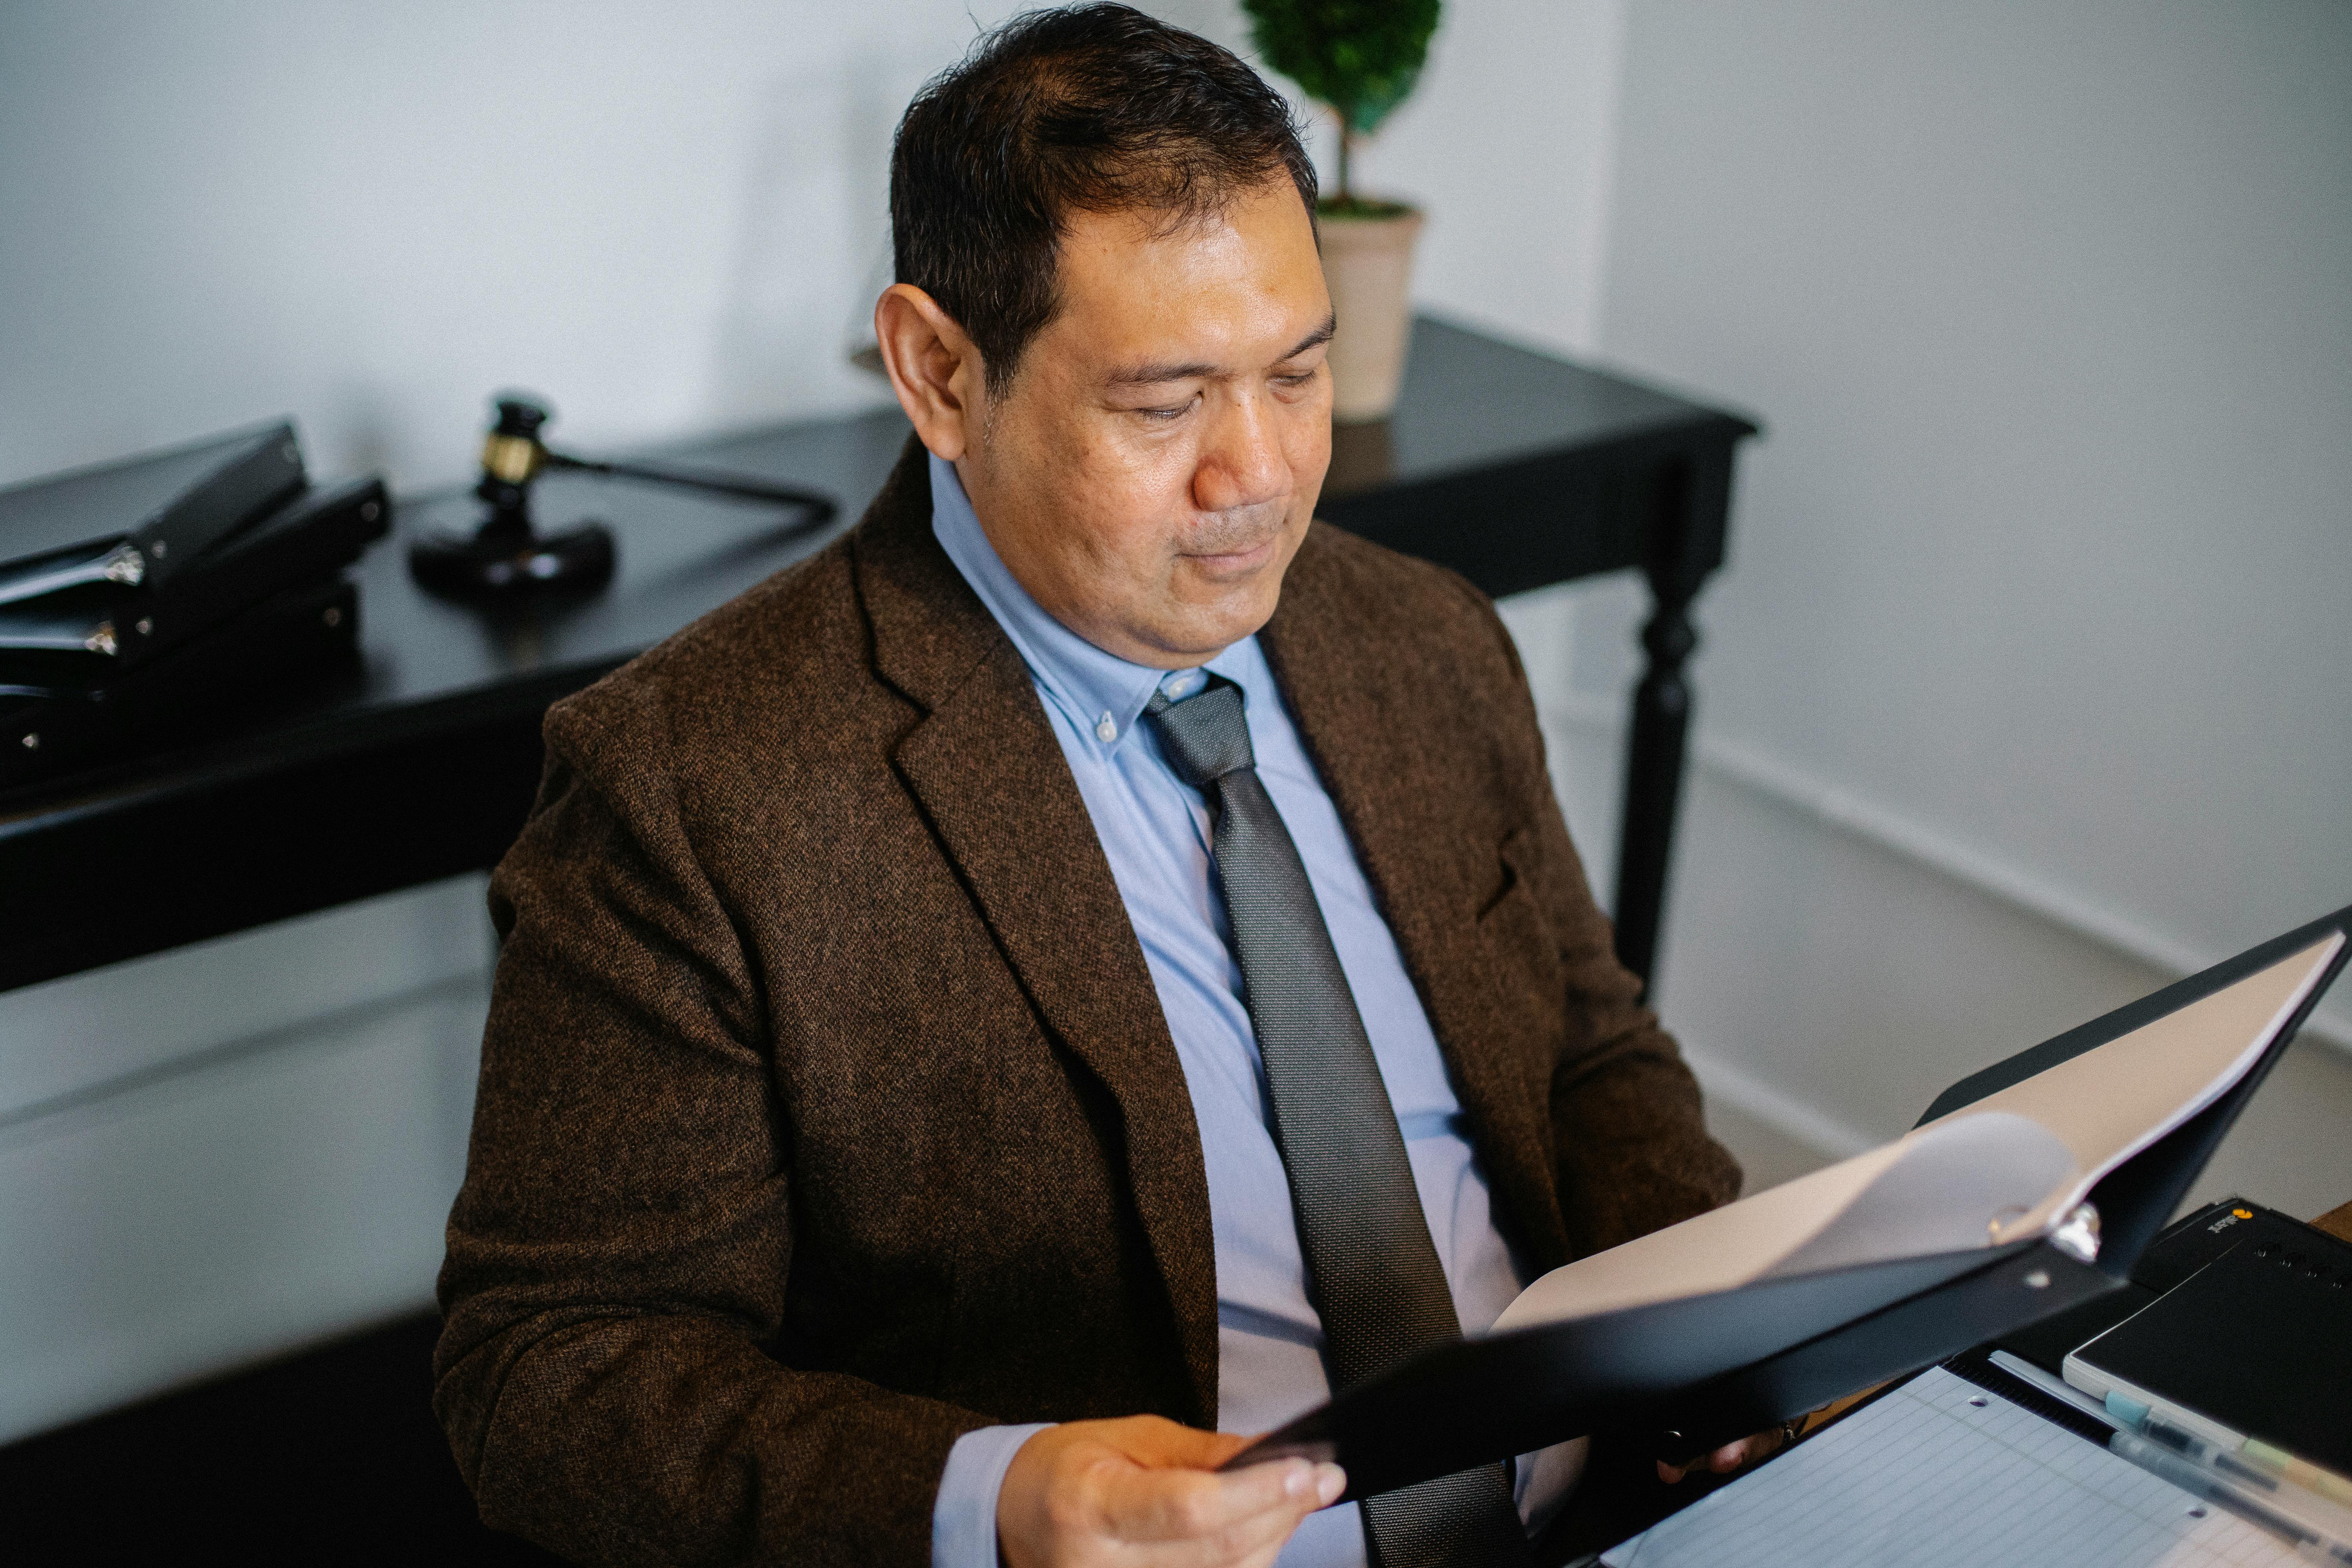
923, 455, 1555, 1568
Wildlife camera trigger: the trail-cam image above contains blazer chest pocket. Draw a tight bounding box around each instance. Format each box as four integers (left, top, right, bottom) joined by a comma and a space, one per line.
1478, 826, 1566, 1004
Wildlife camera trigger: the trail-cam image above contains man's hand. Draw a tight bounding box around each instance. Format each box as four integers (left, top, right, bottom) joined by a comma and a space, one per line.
1654, 1424, 1795, 1485
998, 1416, 1346, 1568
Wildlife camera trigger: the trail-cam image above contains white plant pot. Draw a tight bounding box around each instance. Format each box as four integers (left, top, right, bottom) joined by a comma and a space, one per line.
1319, 205, 1425, 423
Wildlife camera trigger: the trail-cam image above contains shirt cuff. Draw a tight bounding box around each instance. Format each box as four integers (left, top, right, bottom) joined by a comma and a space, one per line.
932, 1422, 1053, 1568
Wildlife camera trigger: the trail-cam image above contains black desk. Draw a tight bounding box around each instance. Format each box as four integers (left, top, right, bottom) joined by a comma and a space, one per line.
0, 318, 1753, 995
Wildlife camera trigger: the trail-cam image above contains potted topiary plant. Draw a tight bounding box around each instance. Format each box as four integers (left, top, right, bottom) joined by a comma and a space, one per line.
1243, 0, 1442, 422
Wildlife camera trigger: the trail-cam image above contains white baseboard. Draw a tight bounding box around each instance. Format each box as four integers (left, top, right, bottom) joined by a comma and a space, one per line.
1679, 1044, 1875, 1162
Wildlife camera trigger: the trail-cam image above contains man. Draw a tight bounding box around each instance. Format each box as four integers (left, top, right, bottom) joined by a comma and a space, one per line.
435, 8, 1743, 1568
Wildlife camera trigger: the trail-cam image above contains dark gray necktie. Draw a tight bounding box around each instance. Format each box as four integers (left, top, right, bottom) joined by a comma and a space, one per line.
1144, 677, 1527, 1568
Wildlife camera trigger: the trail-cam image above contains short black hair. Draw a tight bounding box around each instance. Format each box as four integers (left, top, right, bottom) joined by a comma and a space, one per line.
891, 3, 1317, 397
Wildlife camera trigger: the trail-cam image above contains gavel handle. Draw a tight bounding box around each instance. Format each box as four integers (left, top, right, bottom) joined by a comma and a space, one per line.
543, 451, 838, 523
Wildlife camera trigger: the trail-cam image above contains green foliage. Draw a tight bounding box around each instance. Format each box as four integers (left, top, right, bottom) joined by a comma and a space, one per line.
1242, 0, 1442, 140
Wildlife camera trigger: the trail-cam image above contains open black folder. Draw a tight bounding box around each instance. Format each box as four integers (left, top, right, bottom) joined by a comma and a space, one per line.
1223, 907, 2350, 1501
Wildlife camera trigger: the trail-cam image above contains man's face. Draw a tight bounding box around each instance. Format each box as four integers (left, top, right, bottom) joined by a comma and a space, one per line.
956, 179, 1333, 669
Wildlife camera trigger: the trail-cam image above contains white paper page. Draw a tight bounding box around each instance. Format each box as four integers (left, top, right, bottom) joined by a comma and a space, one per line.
1928, 934, 2342, 1241
1495, 1111, 2069, 1329
1601, 1367, 2303, 1568
1494, 935, 2343, 1332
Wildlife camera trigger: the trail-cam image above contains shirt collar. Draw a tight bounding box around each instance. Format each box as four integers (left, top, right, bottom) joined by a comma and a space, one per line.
930, 451, 1234, 750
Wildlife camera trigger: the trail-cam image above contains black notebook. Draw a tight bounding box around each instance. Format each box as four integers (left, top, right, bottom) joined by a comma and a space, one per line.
2066, 1222, 2352, 1480
0, 576, 358, 788
0, 422, 305, 605
0, 477, 387, 670
1991, 1196, 2325, 1375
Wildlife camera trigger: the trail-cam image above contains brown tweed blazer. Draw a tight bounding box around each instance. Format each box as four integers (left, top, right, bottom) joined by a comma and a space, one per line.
435, 436, 1739, 1568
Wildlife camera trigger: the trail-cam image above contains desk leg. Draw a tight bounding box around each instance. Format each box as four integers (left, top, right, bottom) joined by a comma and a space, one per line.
1612, 575, 1696, 993
1613, 442, 1734, 998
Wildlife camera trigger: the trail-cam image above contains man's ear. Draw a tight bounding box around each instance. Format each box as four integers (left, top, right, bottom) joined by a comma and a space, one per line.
875, 284, 984, 462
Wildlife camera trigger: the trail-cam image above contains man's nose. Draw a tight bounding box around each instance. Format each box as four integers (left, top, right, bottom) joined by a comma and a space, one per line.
1191, 390, 1290, 515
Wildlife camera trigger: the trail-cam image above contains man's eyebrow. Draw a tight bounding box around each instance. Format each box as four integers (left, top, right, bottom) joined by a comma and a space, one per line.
1281, 314, 1338, 362
1104, 357, 1221, 389
1102, 315, 1339, 389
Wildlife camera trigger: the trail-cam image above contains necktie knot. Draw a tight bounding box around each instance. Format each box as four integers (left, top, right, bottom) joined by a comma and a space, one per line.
1143, 678, 1255, 791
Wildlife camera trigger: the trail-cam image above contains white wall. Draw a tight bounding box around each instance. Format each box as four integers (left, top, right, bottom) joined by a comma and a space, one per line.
1570, 0, 2352, 1208
1339, 0, 1628, 359
0, 0, 1622, 1441
0, 0, 976, 494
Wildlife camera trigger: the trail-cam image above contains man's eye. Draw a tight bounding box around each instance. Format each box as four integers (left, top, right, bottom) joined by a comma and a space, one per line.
1135, 400, 1194, 420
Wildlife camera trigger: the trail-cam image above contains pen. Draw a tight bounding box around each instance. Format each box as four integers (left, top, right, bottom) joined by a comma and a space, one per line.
2108, 1427, 2352, 1565
1984, 1351, 2352, 1561
2246, 1441, 2352, 1512
1987, 1350, 2121, 1426
2130, 1418, 2352, 1533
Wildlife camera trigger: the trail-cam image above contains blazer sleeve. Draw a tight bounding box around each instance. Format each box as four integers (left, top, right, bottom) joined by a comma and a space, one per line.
1469, 589, 1744, 1259
434, 681, 991, 1568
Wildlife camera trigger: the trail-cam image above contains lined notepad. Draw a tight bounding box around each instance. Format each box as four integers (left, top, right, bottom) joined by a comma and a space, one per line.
1601, 1368, 2302, 1568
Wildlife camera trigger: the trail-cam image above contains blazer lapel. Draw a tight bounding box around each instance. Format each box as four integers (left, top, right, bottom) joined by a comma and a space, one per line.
854, 442, 1220, 1423
1260, 525, 1572, 1273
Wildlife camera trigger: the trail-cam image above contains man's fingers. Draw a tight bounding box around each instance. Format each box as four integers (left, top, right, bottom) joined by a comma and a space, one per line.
998, 1418, 1342, 1568
1195, 1456, 1344, 1522
1657, 1433, 1769, 1484
1185, 1464, 1346, 1566
1112, 1459, 1334, 1538
1705, 1437, 1753, 1473
1104, 1458, 1344, 1544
